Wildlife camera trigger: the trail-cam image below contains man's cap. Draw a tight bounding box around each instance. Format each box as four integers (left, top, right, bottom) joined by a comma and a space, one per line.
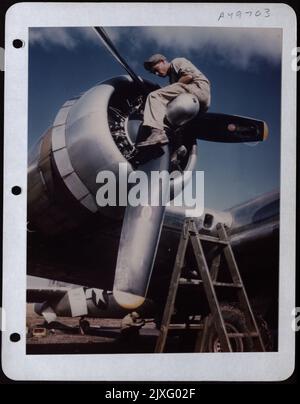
144, 54, 166, 71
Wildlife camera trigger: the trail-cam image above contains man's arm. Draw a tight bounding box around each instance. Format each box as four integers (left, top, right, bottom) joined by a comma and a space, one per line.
178, 73, 193, 84
172, 58, 199, 84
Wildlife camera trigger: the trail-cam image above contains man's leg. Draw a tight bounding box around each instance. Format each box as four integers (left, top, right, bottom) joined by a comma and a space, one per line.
184, 82, 211, 111
143, 83, 192, 129
137, 83, 190, 148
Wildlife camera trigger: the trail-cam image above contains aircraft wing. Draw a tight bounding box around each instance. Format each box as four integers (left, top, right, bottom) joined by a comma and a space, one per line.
27, 287, 69, 303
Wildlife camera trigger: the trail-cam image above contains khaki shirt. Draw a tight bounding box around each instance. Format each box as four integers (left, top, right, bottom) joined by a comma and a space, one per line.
169, 57, 210, 89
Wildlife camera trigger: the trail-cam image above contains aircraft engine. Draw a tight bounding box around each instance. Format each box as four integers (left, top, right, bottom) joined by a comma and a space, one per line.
28, 75, 198, 235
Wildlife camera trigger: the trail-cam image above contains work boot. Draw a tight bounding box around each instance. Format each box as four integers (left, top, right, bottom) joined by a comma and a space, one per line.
136, 128, 169, 148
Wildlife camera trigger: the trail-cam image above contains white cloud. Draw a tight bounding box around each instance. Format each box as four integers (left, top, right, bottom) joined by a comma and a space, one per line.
30, 28, 77, 50
29, 27, 101, 50
125, 27, 282, 70
104, 27, 122, 43
29, 27, 282, 70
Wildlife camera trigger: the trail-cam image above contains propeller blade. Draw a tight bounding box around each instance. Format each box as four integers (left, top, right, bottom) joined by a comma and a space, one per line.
184, 112, 269, 143
93, 27, 148, 94
113, 145, 170, 309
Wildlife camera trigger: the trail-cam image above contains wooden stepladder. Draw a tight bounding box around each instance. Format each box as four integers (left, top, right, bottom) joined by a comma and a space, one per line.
155, 218, 265, 353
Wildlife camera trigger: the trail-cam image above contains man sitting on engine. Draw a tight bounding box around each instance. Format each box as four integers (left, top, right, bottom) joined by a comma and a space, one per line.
136, 54, 211, 148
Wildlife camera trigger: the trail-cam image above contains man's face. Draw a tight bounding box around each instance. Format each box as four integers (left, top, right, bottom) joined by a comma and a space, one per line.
151, 60, 169, 77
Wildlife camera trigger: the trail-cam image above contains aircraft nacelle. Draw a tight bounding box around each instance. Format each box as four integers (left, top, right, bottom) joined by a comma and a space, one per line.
28, 75, 198, 236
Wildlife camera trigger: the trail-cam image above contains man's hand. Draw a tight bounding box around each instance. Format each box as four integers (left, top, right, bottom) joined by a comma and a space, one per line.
178, 74, 193, 84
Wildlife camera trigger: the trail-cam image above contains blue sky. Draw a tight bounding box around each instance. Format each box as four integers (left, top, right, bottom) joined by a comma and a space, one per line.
28, 27, 282, 210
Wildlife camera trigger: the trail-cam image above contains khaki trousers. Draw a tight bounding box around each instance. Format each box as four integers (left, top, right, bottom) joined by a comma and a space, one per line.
143, 82, 210, 130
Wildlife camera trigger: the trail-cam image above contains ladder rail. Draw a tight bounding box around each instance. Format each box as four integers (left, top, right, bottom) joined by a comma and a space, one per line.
189, 221, 232, 352
216, 223, 265, 351
155, 218, 265, 353
155, 221, 190, 353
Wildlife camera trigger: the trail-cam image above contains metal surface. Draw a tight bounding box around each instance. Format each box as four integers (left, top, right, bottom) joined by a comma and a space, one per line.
28, 281, 156, 321
113, 144, 171, 309
183, 112, 268, 143
27, 76, 160, 231
169, 143, 197, 200
166, 93, 199, 127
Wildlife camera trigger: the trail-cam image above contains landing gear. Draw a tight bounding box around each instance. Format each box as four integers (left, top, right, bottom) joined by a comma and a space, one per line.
202, 304, 254, 352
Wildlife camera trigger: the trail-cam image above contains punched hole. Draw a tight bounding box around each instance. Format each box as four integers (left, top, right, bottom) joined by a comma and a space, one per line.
13, 39, 24, 49
11, 186, 22, 195
10, 333, 21, 342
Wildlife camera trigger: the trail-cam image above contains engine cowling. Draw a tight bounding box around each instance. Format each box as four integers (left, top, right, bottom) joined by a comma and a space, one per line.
28, 75, 198, 235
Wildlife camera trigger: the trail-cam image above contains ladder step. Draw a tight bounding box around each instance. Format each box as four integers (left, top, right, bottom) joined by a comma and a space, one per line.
192, 233, 228, 245
168, 324, 204, 330
227, 332, 259, 338
212, 282, 243, 288
179, 278, 203, 285
179, 279, 243, 288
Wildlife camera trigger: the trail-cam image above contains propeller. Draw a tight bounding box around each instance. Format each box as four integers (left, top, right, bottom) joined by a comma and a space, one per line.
185, 112, 269, 143
93, 26, 171, 309
93, 27, 148, 94
113, 145, 170, 309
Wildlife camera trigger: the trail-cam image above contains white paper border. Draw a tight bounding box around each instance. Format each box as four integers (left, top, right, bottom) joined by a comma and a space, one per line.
2, 2, 297, 381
